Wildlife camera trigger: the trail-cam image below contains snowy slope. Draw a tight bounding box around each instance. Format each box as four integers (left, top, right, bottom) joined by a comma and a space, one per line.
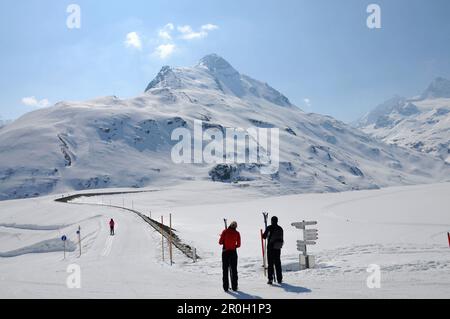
1, 54, 449, 201
357, 77, 450, 162
1, 181, 449, 298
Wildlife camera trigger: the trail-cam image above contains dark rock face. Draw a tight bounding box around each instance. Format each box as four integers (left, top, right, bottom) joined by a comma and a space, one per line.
209, 164, 237, 182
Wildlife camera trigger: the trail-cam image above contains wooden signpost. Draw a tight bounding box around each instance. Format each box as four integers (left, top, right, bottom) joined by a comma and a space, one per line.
292, 220, 318, 269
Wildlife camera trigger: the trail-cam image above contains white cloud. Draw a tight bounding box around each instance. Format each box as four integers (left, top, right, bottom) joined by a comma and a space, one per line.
177, 23, 218, 40
124, 32, 142, 49
303, 98, 312, 108
177, 25, 205, 40
154, 43, 176, 59
201, 24, 219, 31
158, 23, 174, 41
21, 96, 50, 108
145, 23, 219, 60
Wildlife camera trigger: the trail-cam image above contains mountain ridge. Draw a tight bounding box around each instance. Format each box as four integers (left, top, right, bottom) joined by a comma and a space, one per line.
357, 76, 450, 162
0, 55, 449, 200
145, 54, 292, 107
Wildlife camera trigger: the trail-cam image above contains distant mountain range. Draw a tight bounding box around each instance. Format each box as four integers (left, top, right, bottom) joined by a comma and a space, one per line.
357, 77, 450, 163
0, 54, 449, 200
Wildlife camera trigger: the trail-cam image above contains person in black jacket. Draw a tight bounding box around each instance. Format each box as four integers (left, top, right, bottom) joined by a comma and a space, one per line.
262, 216, 284, 284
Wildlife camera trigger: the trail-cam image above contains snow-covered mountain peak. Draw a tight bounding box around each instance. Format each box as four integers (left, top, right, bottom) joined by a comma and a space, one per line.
196, 53, 238, 75
144, 53, 292, 107
420, 77, 450, 100
144, 65, 180, 91
358, 77, 450, 161
357, 95, 406, 127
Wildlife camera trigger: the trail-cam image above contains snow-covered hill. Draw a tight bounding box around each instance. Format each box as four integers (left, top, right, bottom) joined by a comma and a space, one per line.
0, 54, 449, 200
357, 77, 450, 162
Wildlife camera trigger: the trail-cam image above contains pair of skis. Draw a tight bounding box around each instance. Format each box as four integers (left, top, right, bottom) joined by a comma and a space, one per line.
260, 212, 269, 277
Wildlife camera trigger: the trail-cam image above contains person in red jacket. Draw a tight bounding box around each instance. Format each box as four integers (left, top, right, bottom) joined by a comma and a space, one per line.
219, 221, 241, 291
109, 218, 115, 236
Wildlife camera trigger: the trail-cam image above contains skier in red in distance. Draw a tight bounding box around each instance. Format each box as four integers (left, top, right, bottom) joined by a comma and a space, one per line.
109, 218, 115, 236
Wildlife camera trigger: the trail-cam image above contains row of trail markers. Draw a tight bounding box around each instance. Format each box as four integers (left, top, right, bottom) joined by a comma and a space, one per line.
291, 220, 318, 270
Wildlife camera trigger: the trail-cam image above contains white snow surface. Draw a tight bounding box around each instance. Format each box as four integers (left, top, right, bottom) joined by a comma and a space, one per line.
1, 55, 449, 200
1, 181, 449, 298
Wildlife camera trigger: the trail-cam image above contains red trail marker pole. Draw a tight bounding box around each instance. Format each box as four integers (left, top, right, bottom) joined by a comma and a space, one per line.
447, 232, 450, 248
169, 213, 173, 266
161, 216, 164, 262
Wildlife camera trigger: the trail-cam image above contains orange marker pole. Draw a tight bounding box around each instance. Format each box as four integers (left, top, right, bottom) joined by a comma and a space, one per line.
161, 216, 164, 262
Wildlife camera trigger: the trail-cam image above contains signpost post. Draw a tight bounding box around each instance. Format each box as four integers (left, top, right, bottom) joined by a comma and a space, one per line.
291, 220, 318, 269
76, 226, 81, 257
61, 235, 67, 259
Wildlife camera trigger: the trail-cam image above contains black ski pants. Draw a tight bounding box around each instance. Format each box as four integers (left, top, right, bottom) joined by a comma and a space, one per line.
267, 248, 282, 283
222, 250, 238, 290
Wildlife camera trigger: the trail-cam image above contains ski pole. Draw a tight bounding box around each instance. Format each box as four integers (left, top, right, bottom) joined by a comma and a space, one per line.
222, 218, 232, 284
260, 229, 267, 277
262, 212, 269, 274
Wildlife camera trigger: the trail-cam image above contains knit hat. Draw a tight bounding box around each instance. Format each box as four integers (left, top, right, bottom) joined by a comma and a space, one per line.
229, 221, 238, 229
271, 216, 278, 225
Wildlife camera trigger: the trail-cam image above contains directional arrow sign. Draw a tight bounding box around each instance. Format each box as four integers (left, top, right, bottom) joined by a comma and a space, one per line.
305, 235, 318, 241
291, 221, 318, 229
305, 229, 318, 234
297, 240, 317, 245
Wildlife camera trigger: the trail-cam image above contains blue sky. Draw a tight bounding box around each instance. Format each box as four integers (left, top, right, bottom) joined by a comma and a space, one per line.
1, 0, 450, 122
